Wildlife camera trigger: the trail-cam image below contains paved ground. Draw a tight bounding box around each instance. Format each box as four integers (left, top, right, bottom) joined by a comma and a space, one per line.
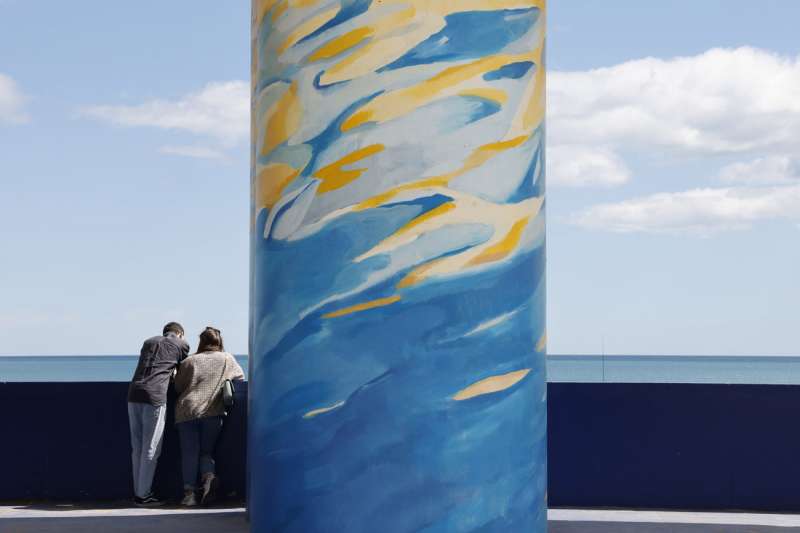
549, 510, 800, 532
3, 505, 800, 532
0, 504, 248, 533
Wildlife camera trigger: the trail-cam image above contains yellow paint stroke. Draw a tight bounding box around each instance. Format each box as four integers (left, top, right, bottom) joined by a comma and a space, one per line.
453, 369, 531, 401
271, 0, 322, 21
355, 177, 449, 211
315, 144, 384, 194
261, 82, 302, 157
324, 295, 401, 319
479, 135, 529, 153
396, 202, 455, 235
309, 26, 373, 62
536, 332, 547, 352
278, 7, 339, 54
256, 163, 301, 211
303, 401, 345, 419
467, 216, 531, 266
272, 0, 290, 21
397, 259, 442, 289
394, 254, 442, 289
341, 53, 533, 132
458, 88, 508, 105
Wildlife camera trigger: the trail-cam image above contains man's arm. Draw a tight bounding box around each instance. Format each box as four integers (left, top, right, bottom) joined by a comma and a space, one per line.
171, 340, 190, 378
179, 339, 191, 361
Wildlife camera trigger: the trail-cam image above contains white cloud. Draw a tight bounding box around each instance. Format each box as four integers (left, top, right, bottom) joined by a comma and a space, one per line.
159, 145, 226, 160
571, 185, 800, 236
547, 145, 630, 187
81, 81, 249, 145
548, 47, 800, 187
550, 47, 800, 154
0, 73, 28, 124
717, 155, 800, 185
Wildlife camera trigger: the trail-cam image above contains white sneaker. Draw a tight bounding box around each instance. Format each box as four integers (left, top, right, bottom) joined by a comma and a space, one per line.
201, 473, 218, 506
181, 490, 198, 507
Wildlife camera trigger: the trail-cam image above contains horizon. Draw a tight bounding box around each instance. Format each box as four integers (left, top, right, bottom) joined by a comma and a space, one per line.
4, 353, 800, 358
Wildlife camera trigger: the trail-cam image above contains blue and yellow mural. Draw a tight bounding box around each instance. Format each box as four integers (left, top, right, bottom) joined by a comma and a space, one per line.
250, 1, 546, 531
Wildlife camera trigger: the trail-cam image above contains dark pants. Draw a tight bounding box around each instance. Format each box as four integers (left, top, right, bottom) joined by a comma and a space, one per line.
177, 416, 223, 490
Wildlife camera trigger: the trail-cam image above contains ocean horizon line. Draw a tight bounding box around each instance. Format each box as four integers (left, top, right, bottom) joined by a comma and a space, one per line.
2, 353, 800, 358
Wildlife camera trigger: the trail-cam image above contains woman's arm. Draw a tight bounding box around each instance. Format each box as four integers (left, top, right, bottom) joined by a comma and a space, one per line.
226, 354, 246, 381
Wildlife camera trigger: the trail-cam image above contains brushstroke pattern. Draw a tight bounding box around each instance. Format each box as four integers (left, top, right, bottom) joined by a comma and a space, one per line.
250, 1, 547, 531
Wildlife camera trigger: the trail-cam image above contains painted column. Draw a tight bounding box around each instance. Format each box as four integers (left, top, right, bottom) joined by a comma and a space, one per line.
250, 1, 547, 531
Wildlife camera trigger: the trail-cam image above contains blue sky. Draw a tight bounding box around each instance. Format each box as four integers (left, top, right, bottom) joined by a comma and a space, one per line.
1, 1, 799, 355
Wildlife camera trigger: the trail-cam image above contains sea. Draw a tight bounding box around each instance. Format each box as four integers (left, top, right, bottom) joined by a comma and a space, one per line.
2, 354, 800, 384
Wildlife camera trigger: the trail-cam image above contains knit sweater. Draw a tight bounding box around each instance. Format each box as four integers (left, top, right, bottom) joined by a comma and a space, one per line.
174, 351, 245, 424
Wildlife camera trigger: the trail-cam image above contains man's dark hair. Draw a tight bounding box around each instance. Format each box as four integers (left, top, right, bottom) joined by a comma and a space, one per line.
162, 322, 184, 337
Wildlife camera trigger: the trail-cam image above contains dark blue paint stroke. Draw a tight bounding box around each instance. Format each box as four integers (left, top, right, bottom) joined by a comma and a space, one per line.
298, 0, 373, 45
381, 193, 452, 210
483, 61, 535, 81
271, 381, 335, 420
507, 128, 545, 203
312, 69, 353, 90
256, 74, 296, 95
382, 8, 540, 72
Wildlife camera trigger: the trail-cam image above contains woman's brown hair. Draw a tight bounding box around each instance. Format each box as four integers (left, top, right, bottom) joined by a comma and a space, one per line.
196, 326, 224, 353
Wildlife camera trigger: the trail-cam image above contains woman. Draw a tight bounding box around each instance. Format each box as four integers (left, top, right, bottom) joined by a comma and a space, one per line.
174, 326, 245, 506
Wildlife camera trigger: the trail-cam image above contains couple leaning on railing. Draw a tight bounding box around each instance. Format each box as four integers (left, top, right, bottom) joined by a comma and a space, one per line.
127, 322, 245, 508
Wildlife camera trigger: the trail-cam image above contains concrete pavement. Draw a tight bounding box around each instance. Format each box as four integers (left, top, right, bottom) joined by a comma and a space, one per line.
3, 505, 800, 532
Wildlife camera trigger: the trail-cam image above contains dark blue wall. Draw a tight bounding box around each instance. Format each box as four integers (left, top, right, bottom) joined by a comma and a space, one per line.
3, 381, 799, 511
548, 383, 800, 511
0, 382, 248, 502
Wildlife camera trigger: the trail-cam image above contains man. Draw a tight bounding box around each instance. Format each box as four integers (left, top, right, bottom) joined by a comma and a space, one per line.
128, 322, 190, 506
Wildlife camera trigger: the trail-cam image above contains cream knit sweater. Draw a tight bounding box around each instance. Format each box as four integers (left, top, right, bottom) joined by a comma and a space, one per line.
174, 351, 245, 424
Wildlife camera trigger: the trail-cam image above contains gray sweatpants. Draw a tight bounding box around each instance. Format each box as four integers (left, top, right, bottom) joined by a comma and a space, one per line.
128, 402, 167, 499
